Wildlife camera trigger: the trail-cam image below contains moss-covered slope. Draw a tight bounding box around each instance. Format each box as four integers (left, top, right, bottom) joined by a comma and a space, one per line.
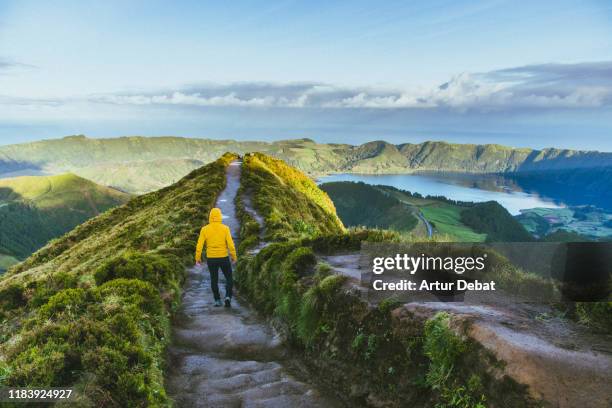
235, 155, 541, 407
240, 152, 345, 241
0, 153, 236, 406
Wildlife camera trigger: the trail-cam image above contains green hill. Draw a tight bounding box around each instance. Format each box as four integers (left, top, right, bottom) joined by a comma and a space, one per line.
0, 174, 131, 271
460, 201, 534, 242
2, 135, 611, 194
240, 152, 345, 241
0, 154, 235, 405
320, 181, 418, 233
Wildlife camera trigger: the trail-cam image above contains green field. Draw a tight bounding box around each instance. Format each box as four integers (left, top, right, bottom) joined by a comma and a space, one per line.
420, 204, 487, 241
380, 187, 487, 241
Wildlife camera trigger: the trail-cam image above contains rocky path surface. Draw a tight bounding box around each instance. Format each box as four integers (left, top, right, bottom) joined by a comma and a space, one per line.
166, 161, 339, 407
320, 252, 612, 408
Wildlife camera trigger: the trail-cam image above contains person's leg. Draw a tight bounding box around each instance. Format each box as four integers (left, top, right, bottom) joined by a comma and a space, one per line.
207, 258, 221, 301
220, 257, 233, 302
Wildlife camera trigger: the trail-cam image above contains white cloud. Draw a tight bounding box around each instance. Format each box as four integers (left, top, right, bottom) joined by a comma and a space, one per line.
4, 62, 612, 113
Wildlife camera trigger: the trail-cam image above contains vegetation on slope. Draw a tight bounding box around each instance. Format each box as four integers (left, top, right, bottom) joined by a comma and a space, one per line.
461, 201, 534, 242
363, 186, 487, 242
0, 154, 235, 406
239, 152, 345, 241
236, 154, 538, 407
320, 182, 418, 233
0, 255, 19, 274
0, 174, 131, 265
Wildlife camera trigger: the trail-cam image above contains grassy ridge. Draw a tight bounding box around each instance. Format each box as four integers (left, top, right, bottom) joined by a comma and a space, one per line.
421, 205, 487, 241
0, 154, 236, 406
236, 153, 538, 406
240, 152, 345, 241
0, 174, 131, 261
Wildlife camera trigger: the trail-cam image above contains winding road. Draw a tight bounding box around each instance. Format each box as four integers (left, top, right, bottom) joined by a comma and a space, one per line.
416, 210, 433, 238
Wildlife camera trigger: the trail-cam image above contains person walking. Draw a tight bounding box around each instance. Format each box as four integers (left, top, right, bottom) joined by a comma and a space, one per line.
195, 207, 238, 307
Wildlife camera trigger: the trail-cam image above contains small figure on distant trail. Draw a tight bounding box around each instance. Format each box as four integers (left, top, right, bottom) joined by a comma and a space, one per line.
195, 207, 238, 308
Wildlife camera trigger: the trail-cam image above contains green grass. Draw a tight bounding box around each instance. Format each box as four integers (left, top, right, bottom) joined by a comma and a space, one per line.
0, 173, 129, 208
0, 173, 131, 261
378, 186, 486, 242
420, 205, 487, 242
0, 153, 236, 406
240, 152, 345, 241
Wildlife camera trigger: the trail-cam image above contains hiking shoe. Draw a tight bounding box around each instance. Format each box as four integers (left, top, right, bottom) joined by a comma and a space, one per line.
224, 297, 231, 308
214, 299, 222, 307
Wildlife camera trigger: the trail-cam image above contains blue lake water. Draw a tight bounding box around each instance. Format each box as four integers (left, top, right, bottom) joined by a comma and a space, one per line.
317, 173, 565, 215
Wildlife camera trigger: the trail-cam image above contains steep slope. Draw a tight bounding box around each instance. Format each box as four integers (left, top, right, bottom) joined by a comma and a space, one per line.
0, 154, 235, 406
399, 141, 533, 172
320, 181, 418, 233
1, 135, 611, 193
235, 156, 611, 407
240, 152, 345, 241
461, 201, 534, 242
0, 174, 131, 269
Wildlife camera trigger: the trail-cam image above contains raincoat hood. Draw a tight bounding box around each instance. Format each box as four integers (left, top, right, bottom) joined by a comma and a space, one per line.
209, 207, 223, 223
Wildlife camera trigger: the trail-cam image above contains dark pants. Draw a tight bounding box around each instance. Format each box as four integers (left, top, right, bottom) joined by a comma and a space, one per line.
207, 256, 233, 300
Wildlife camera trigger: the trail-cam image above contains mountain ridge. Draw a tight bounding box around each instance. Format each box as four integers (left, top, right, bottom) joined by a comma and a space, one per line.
2, 135, 611, 195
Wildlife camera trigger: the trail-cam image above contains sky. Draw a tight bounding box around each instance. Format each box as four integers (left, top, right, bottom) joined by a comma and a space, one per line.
1, 0, 611, 150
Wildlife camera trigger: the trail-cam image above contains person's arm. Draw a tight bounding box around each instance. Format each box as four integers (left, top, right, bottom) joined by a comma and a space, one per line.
226, 227, 237, 262
195, 227, 206, 264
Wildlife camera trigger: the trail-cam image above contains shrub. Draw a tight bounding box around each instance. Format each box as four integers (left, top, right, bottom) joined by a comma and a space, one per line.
94, 278, 164, 317
94, 251, 181, 288
576, 302, 612, 332
38, 288, 88, 320
0, 283, 25, 310
297, 275, 346, 345
423, 312, 486, 408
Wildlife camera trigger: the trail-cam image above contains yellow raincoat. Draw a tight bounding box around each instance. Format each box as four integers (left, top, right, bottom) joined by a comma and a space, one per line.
195, 208, 237, 262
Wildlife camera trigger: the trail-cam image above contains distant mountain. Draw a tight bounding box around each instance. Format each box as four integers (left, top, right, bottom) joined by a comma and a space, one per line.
1, 135, 611, 194
0, 173, 131, 270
